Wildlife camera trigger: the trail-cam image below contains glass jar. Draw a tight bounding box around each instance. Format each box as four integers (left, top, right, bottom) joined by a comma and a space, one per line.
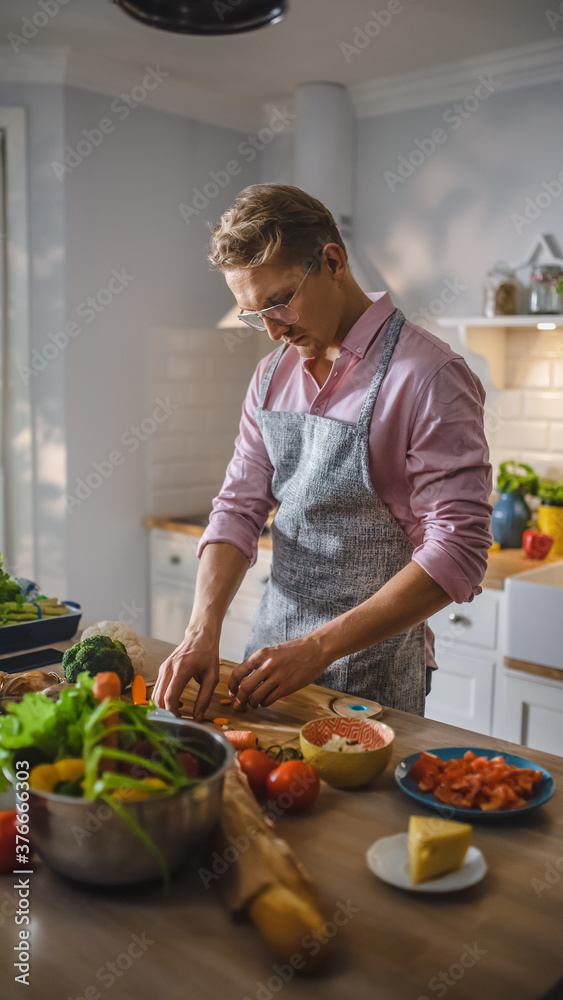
529, 265, 563, 314
483, 267, 517, 318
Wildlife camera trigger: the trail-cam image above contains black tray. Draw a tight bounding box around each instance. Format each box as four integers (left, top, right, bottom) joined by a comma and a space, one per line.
0, 602, 82, 654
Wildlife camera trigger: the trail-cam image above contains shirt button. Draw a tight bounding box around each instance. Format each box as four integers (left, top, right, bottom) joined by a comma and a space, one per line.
314, 406, 320, 413
356, 347, 362, 354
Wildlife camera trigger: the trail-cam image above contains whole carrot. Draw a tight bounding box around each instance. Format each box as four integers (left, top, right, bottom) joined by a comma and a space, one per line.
93, 672, 121, 773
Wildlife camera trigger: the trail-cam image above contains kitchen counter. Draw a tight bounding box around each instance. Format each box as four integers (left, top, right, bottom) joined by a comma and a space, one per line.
144, 514, 563, 588
0, 627, 561, 1000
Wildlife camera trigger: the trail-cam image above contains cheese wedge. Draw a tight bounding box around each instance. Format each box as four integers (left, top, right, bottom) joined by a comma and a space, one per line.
408, 815, 472, 884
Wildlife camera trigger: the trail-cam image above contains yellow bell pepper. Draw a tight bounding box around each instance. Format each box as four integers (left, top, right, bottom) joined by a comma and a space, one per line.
29, 759, 85, 793
112, 778, 168, 801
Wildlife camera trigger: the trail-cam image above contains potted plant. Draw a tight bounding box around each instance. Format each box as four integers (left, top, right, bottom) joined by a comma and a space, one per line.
491, 461, 539, 549
537, 478, 563, 556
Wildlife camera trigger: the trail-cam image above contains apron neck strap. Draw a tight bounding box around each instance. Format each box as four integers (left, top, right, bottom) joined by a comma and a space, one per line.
357, 308, 406, 432
257, 343, 288, 410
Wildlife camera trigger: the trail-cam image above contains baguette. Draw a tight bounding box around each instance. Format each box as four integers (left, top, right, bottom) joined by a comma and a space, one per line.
248, 883, 331, 975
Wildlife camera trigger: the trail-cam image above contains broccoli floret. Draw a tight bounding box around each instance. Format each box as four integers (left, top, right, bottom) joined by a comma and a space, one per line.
62, 635, 134, 691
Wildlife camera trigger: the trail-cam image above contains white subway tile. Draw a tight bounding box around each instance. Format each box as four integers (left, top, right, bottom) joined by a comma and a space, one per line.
506, 359, 551, 388
522, 392, 563, 420
518, 451, 563, 480
548, 423, 563, 453
553, 360, 563, 389
497, 390, 522, 419
165, 357, 198, 380
148, 435, 191, 462
496, 420, 550, 450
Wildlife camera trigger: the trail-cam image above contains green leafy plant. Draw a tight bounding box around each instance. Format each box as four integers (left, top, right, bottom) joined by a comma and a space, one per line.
0, 555, 24, 626
538, 478, 563, 504
0, 673, 216, 888
497, 461, 539, 496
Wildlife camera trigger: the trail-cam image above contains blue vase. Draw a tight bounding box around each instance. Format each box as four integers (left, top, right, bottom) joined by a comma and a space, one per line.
491, 490, 531, 548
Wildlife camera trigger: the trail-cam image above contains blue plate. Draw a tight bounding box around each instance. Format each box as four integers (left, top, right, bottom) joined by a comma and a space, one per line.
395, 747, 555, 821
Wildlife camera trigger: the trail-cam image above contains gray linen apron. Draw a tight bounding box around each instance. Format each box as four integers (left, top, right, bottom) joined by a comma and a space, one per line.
243, 308, 427, 716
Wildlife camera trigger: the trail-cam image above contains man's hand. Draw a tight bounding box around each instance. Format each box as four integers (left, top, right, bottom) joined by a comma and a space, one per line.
152, 628, 220, 720
228, 634, 330, 710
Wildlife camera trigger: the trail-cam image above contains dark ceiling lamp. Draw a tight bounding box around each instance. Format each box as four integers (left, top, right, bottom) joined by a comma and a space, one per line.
114, 0, 287, 35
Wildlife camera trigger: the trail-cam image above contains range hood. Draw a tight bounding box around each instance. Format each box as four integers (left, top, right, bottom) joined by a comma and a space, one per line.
218, 81, 381, 328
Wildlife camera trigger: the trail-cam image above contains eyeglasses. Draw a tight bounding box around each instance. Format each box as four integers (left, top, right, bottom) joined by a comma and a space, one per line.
237, 263, 314, 331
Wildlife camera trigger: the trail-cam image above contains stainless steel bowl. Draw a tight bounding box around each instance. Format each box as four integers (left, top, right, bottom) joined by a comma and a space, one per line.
25, 718, 234, 885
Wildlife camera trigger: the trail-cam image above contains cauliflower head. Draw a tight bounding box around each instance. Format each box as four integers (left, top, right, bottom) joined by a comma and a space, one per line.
80, 621, 146, 674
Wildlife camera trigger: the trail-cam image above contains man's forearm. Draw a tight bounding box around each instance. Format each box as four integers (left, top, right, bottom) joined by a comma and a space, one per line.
312, 561, 452, 662
188, 542, 250, 640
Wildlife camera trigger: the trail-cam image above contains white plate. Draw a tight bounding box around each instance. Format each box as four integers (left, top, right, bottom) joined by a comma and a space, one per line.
366, 833, 487, 893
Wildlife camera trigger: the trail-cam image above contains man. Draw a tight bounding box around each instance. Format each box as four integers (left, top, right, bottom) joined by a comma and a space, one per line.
153, 184, 492, 719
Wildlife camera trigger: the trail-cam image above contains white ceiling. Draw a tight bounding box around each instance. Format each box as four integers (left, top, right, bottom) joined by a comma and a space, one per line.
0, 0, 558, 130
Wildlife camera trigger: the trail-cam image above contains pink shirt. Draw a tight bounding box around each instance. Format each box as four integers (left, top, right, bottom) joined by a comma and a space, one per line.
198, 293, 493, 668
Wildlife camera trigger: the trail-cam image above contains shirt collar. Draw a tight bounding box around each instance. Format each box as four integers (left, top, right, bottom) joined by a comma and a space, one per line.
338, 292, 396, 359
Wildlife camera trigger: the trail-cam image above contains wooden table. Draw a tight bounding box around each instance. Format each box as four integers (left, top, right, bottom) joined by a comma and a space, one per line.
0, 630, 561, 1000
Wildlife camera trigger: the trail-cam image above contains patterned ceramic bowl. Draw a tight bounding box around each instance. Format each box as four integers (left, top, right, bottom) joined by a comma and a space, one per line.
299, 716, 395, 789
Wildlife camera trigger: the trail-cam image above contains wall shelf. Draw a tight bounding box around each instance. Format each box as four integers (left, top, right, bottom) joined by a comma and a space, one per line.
437, 315, 563, 389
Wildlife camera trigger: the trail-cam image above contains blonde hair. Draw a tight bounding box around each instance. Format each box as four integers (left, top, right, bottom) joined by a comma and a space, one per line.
208, 184, 346, 271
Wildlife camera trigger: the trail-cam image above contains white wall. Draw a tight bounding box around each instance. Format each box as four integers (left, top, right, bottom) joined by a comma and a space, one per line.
0, 81, 258, 631
355, 80, 563, 320
355, 79, 563, 484
62, 87, 259, 632
0, 83, 67, 596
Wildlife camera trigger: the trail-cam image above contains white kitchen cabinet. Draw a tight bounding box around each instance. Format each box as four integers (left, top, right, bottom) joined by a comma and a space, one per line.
497, 669, 563, 757
148, 528, 271, 660
425, 588, 504, 736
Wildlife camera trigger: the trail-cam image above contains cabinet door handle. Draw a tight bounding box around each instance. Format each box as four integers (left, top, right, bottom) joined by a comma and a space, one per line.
449, 613, 471, 626
169, 555, 181, 565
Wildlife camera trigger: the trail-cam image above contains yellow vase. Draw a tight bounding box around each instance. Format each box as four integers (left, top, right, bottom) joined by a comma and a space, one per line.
538, 504, 563, 556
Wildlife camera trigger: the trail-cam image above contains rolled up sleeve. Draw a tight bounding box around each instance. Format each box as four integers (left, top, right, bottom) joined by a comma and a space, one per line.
197, 356, 277, 568
407, 358, 493, 604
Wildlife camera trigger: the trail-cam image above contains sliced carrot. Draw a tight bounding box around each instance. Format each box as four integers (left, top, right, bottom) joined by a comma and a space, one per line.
213, 717, 230, 726
220, 698, 232, 706
131, 674, 148, 705
223, 731, 258, 752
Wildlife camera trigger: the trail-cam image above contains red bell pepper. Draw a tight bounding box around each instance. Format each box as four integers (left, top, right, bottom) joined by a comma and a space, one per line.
522, 528, 553, 560
0, 811, 18, 875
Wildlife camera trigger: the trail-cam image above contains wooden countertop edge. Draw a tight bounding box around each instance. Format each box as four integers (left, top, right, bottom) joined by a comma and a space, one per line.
144, 516, 563, 585
504, 656, 563, 682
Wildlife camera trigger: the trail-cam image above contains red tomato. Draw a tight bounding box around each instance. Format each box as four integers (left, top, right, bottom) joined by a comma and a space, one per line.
0, 811, 18, 875
237, 750, 278, 799
265, 761, 320, 814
